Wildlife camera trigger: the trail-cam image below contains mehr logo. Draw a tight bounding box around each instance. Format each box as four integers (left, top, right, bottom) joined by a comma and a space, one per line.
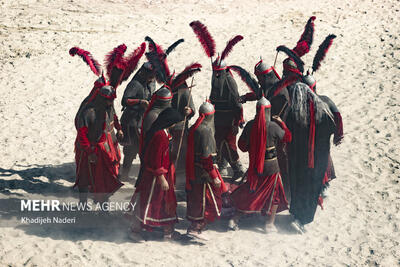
21, 200, 61, 211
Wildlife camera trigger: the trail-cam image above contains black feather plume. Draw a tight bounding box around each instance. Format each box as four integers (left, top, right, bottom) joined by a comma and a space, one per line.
276, 45, 305, 73
165, 39, 184, 56
312, 34, 336, 73
230, 65, 261, 97
145, 51, 166, 83
145, 36, 167, 83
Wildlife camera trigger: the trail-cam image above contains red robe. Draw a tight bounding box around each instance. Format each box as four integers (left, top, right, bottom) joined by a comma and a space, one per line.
231, 119, 291, 215
74, 112, 123, 196
135, 130, 178, 227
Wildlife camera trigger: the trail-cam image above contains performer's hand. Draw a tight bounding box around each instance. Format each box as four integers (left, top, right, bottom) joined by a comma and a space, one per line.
158, 175, 169, 191
88, 153, 97, 163
272, 115, 283, 124
140, 100, 149, 108
212, 177, 221, 188
117, 130, 124, 141
184, 106, 192, 116
333, 136, 343, 146
238, 95, 247, 104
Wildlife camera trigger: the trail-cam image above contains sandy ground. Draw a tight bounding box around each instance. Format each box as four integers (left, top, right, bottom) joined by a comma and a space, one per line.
0, 0, 399, 266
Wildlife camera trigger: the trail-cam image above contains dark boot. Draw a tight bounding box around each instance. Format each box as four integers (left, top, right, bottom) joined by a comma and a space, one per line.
218, 158, 228, 176
231, 161, 245, 181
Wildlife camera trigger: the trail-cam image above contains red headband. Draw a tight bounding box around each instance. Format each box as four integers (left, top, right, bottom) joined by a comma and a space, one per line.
254, 61, 282, 80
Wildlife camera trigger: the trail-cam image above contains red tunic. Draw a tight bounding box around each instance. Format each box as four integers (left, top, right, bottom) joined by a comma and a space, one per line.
74, 119, 123, 196
135, 130, 178, 227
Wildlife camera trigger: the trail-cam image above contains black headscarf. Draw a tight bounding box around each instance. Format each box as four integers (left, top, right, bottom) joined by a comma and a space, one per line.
143, 107, 183, 153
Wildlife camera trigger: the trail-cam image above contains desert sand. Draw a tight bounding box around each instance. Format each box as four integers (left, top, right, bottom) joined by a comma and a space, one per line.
0, 0, 399, 266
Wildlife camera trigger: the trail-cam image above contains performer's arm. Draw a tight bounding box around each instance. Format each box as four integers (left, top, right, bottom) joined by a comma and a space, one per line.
186, 93, 196, 119
146, 131, 169, 176
77, 110, 96, 154
77, 126, 91, 152
333, 112, 343, 146
239, 92, 257, 103
272, 116, 292, 143
201, 155, 218, 179
113, 114, 122, 131
125, 98, 141, 106
238, 122, 251, 152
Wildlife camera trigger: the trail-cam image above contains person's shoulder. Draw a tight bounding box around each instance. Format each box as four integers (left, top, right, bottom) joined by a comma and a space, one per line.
268, 120, 282, 131
126, 79, 144, 91
241, 119, 254, 133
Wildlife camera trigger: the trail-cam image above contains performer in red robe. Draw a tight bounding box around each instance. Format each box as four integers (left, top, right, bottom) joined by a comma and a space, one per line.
74, 85, 124, 203
129, 107, 183, 240
229, 97, 292, 233
186, 101, 228, 236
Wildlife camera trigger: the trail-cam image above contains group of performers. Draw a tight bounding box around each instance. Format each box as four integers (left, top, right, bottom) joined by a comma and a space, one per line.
71, 17, 344, 240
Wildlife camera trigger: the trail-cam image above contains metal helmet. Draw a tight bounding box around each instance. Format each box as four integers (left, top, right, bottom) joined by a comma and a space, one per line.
256, 96, 271, 122
155, 86, 172, 100
256, 96, 271, 108
303, 74, 316, 91
143, 61, 153, 70
98, 85, 116, 100
254, 60, 269, 74
199, 101, 215, 114
283, 57, 298, 71
213, 57, 227, 70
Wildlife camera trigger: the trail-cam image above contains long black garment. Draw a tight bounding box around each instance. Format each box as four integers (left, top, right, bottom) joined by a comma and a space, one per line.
286, 86, 335, 225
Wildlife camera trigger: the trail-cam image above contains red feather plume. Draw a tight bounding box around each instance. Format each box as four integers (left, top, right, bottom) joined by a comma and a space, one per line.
104, 44, 127, 79
120, 42, 146, 82
220, 35, 243, 61
171, 62, 202, 91
189, 20, 216, 58
293, 16, 316, 57
312, 34, 336, 73
69, 47, 101, 76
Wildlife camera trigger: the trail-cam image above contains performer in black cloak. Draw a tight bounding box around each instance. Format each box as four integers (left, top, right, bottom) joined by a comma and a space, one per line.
119, 62, 156, 180
189, 20, 245, 180
285, 82, 336, 232
302, 34, 343, 198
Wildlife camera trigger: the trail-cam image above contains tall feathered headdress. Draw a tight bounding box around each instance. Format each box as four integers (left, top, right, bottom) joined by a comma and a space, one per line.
189, 20, 216, 58
120, 42, 146, 82
145, 36, 168, 83
220, 35, 243, 61
170, 63, 202, 91
104, 44, 127, 79
145, 36, 185, 81
277, 45, 305, 74
69, 47, 102, 76
293, 16, 316, 57
312, 34, 336, 74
